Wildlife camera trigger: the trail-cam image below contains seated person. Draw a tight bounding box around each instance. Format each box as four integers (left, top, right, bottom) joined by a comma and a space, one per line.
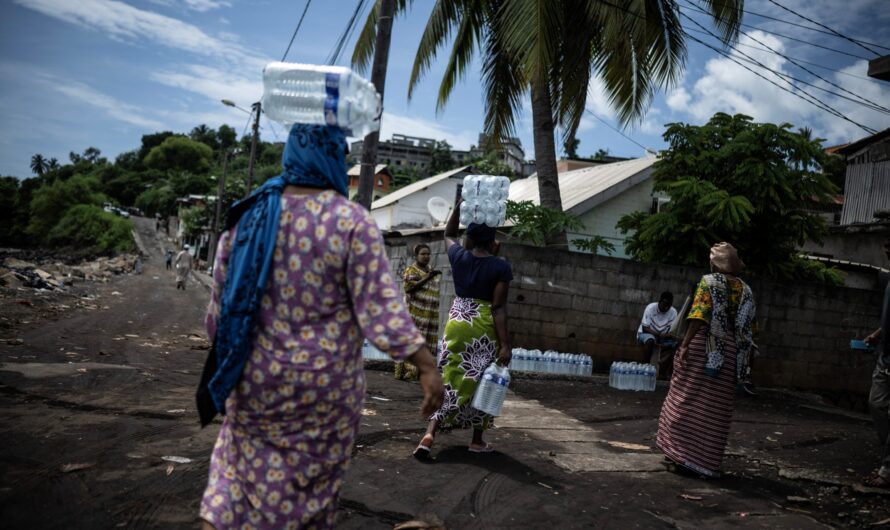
637, 291, 679, 368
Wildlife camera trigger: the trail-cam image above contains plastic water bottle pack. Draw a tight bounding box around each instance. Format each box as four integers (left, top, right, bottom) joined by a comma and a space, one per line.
608, 362, 657, 391
471, 363, 511, 416
460, 175, 510, 227
262, 62, 382, 137
361, 339, 390, 361
509, 348, 592, 377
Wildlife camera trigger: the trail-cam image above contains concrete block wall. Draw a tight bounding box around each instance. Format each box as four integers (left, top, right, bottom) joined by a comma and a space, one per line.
384, 237, 882, 401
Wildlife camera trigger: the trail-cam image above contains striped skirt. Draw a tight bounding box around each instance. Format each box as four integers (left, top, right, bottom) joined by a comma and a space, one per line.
656, 326, 737, 477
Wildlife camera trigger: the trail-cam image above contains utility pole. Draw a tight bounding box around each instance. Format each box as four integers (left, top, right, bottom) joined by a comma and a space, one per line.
245, 101, 262, 196
355, 0, 395, 210
207, 151, 229, 273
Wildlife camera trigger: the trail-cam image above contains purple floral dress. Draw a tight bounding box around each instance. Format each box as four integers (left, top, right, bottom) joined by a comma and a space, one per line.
201, 191, 424, 529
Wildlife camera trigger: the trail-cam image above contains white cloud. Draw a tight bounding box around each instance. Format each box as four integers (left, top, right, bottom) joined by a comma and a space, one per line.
148, 0, 232, 13
585, 76, 618, 121
665, 30, 890, 144
13, 0, 266, 69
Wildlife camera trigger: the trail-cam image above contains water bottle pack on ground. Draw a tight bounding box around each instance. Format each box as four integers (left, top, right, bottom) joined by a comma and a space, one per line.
461, 175, 509, 227
361, 339, 390, 361
262, 62, 382, 137
608, 362, 657, 391
471, 363, 511, 416
509, 348, 592, 376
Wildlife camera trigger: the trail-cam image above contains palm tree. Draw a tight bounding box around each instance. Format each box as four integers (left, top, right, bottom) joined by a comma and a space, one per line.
47, 158, 60, 172
353, 0, 744, 217
30, 154, 47, 176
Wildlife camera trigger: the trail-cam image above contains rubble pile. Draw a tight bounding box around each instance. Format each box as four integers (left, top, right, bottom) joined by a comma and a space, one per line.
0, 254, 140, 290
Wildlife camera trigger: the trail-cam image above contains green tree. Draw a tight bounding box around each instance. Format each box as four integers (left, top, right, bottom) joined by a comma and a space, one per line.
616, 113, 842, 284
473, 151, 515, 180
27, 174, 104, 241
144, 136, 214, 174
592, 148, 610, 161
135, 185, 177, 218
82, 146, 102, 164
217, 125, 237, 153
30, 154, 47, 177
46, 204, 134, 255
179, 205, 213, 239
0, 177, 23, 246
46, 158, 60, 172
190, 124, 220, 152
353, 0, 743, 223
563, 137, 579, 159
429, 140, 457, 174
138, 131, 176, 161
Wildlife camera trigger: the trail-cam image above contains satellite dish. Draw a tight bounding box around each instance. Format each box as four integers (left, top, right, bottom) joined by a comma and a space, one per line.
427, 196, 451, 223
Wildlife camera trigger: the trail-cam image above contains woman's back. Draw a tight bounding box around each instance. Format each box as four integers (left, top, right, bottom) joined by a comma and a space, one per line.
448, 244, 512, 301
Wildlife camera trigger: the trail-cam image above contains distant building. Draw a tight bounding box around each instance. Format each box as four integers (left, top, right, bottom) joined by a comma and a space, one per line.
352, 132, 532, 178
351, 134, 436, 174
346, 164, 392, 201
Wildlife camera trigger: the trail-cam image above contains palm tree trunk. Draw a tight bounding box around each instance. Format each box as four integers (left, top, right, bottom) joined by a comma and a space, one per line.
530, 74, 566, 246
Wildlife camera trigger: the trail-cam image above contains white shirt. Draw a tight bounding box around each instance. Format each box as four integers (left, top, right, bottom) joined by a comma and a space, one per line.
637, 302, 677, 335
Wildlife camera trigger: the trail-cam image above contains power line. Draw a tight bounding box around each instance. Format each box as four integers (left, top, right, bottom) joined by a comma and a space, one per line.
680, 13, 878, 134
697, 0, 890, 52
326, 0, 368, 66
766, 0, 883, 56
681, 3, 872, 60
683, 27, 874, 82
281, 0, 313, 62
241, 107, 254, 139
680, 1, 890, 115
583, 110, 652, 153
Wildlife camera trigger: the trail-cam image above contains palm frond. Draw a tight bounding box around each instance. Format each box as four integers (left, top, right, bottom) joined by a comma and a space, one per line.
407, 0, 462, 100
697, 0, 744, 44
481, 13, 526, 142
435, 0, 485, 111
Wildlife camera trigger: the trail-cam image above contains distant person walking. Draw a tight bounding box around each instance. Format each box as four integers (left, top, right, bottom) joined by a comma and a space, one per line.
396, 244, 441, 381
859, 236, 890, 489
165, 250, 174, 270
414, 196, 512, 459
174, 245, 192, 290
657, 242, 756, 478
196, 124, 442, 530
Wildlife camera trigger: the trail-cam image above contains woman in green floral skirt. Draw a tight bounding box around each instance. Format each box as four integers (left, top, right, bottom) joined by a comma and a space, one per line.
413, 197, 512, 458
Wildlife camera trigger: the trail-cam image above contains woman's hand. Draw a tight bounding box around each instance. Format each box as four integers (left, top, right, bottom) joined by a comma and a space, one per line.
676, 344, 689, 366
408, 346, 444, 417
497, 345, 512, 367
865, 330, 881, 345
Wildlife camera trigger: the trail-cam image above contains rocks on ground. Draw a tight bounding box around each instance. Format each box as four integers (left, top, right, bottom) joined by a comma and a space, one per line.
0, 253, 141, 290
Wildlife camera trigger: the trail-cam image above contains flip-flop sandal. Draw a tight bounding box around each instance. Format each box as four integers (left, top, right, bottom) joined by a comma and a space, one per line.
413, 444, 432, 460
468, 443, 494, 453
863, 473, 890, 489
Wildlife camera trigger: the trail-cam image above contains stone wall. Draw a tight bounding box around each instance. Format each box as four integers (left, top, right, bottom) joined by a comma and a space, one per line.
385, 237, 881, 403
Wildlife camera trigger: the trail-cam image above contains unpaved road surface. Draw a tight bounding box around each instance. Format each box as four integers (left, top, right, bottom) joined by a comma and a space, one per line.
1, 217, 888, 529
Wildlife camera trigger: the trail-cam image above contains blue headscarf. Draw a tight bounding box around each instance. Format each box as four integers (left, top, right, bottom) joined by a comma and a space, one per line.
205, 124, 348, 414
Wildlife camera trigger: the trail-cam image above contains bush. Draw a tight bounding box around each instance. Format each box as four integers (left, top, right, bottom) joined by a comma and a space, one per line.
47, 205, 135, 255
505, 200, 583, 247
27, 175, 104, 242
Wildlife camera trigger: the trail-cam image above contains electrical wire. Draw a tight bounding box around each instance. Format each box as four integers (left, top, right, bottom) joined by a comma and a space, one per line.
683, 27, 875, 82
326, 0, 367, 65
680, 2, 873, 60
281, 0, 313, 62
583, 110, 652, 152
241, 107, 254, 139
593, 0, 879, 134
766, 0, 883, 56
680, 14, 878, 134
680, 1, 890, 115
696, 0, 890, 52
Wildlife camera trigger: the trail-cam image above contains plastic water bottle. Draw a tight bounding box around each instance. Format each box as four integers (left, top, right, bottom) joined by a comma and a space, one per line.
262, 62, 382, 137
583, 356, 592, 376
609, 362, 617, 387
471, 363, 511, 416
648, 365, 657, 391
460, 175, 509, 227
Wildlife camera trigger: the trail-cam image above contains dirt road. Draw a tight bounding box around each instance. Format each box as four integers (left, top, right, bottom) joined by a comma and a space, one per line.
1, 217, 888, 529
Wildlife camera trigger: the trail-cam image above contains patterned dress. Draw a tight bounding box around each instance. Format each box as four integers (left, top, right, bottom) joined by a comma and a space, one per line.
201, 191, 424, 529
657, 275, 754, 477
396, 263, 440, 381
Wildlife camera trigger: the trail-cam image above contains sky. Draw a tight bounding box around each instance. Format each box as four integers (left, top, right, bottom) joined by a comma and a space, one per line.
1, 0, 889, 178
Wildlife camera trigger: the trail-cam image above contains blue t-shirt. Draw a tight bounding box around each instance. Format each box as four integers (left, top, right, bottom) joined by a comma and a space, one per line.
448, 243, 513, 301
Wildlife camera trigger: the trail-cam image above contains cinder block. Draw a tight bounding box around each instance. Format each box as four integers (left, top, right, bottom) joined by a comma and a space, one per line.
538, 292, 574, 309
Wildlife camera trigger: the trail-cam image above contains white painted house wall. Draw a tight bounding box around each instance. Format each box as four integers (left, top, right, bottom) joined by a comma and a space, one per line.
570, 178, 656, 258
371, 177, 462, 231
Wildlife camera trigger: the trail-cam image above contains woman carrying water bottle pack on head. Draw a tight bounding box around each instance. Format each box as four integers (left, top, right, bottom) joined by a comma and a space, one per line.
413, 189, 513, 459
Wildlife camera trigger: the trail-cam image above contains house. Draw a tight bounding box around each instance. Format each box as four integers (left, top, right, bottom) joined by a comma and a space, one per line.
370, 166, 477, 231
802, 128, 890, 272
555, 155, 632, 173
347, 164, 392, 201
351, 135, 437, 175
507, 157, 658, 257
171, 194, 216, 262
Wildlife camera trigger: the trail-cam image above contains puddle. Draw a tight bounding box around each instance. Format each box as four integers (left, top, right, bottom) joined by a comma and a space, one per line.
0, 362, 137, 378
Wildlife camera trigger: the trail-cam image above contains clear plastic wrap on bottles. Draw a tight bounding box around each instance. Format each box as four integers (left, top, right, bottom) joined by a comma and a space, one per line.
262, 62, 382, 137
461, 174, 510, 228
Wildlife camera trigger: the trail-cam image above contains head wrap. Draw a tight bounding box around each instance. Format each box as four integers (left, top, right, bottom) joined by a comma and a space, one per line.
197, 124, 348, 424
466, 223, 496, 244
709, 242, 745, 275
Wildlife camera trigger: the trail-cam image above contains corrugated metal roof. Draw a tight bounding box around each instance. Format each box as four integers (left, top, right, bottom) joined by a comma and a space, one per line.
508, 156, 657, 214
347, 163, 388, 176
371, 165, 474, 209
